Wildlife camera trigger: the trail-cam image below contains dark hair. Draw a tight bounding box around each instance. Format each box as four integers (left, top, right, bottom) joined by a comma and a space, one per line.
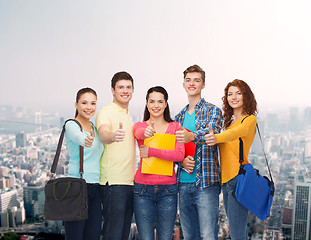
143, 86, 173, 122
183, 64, 206, 83
111, 71, 134, 89
222, 79, 258, 128
75, 87, 97, 117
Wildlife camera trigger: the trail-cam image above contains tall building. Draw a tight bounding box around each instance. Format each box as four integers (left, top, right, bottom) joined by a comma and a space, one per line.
0, 190, 19, 212
0, 178, 6, 189
23, 184, 45, 218
305, 138, 311, 161
289, 107, 299, 132
292, 176, 311, 239
266, 113, 279, 131
304, 107, 311, 127
16, 131, 26, 148
35, 112, 42, 132
0, 166, 9, 177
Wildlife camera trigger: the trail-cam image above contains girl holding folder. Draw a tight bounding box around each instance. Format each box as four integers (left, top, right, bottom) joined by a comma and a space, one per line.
133, 86, 185, 240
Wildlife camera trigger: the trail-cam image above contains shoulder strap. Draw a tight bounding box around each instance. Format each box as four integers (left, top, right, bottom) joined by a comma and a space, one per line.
239, 116, 274, 183
50, 119, 84, 178
238, 116, 249, 164
256, 123, 274, 183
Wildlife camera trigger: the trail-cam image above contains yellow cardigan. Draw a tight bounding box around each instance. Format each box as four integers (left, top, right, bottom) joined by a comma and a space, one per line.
216, 115, 257, 184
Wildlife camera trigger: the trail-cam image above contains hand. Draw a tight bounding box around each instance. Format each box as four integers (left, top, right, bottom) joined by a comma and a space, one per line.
144, 121, 156, 138
204, 125, 216, 146
176, 124, 194, 143
85, 128, 94, 147
139, 145, 149, 158
181, 156, 195, 174
114, 122, 125, 142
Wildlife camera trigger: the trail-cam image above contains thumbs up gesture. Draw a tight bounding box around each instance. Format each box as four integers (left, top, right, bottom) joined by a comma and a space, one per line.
144, 121, 156, 138
85, 128, 95, 147
114, 122, 125, 142
204, 125, 216, 146
176, 123, 194, 143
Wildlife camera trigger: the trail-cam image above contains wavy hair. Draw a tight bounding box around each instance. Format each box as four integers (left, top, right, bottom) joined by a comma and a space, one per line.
222, 79, 257, 128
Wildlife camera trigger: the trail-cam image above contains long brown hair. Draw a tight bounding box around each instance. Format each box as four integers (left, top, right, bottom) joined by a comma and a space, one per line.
222, 79, 258, 128
143, 86, 173, 122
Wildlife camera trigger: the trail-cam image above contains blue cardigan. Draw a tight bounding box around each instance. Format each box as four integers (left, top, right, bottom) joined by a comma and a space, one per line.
65, 121, 104, 183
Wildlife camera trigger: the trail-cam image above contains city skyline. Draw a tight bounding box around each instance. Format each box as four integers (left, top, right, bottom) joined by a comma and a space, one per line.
1, 1, 311, 116
1, 105, 311, 238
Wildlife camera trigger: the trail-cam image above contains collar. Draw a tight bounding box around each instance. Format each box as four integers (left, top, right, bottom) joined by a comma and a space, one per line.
195, 98, 206, 109
109, 102, 130, 114
182, 98, 206, 112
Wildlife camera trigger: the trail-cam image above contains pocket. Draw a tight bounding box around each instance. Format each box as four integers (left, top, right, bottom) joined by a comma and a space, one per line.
133, 184, 145, 195
165, 184, 178, 195
227, 176, 238, 188
197, 119, 207, 129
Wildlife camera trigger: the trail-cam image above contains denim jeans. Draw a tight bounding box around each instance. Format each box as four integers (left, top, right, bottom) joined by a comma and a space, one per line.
134, 183, 178, 240
64, 183, 102, 240
178, 182, 221, 240
100, 183, 133, 240
222, 176, 248, 240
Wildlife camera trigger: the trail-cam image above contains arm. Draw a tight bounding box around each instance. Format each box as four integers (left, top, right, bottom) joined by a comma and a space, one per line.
97, 124, 114, 144
141, 123, 185, 162
96, 108, 125, 144
175, 107, 196, 144
65, 121, 87, 147
215, 115, 256, 143
133, 122, 155, 140
147, 138, 185, 162
181, 156, 195, 173
193, 106, 223, 145
97, 123, 125, 144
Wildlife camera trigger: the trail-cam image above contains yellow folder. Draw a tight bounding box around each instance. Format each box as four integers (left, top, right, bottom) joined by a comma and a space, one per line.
141, 133, 176, 176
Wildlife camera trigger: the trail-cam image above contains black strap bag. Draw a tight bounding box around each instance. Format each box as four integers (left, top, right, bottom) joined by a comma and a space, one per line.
43, 119, 88, 221
233, 116, 275, 221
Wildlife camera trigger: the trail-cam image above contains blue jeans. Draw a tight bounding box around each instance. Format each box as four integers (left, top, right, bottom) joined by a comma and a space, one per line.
64, 183, 102, 240
178, 182, 220, 240
100, 183, 133, 240
134, 183, 178, 240
222, 176, 248, 240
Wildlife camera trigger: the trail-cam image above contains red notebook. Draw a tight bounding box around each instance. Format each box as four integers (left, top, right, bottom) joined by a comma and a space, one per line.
185, 128, 196, 158
183, 128, 196, 175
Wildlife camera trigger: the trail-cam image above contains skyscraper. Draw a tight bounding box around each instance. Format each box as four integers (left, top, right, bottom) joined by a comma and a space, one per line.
292, 176, 311, 239
23, 184, 45, 218
0, 190, 19, 213
304, 107, 311, 127
15, 131, 26, 148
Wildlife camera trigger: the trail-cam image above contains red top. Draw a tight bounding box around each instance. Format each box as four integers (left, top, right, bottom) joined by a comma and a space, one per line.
133, 121, 185, 185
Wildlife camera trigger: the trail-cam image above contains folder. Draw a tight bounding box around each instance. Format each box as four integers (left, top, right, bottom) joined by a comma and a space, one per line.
184, 128, 196, 175
185, 128, 196, 158
141, 133, 176, 176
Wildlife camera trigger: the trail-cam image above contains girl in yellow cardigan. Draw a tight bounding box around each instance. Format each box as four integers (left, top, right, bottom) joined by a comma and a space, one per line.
205, 79, 258, 240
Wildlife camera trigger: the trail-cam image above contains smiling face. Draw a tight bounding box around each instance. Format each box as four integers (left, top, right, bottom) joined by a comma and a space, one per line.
75, 92, 97, 120
111, 79, 134, 108
227, 86, 244, 111
183, 72, 205, 96
146, 91, 167, 119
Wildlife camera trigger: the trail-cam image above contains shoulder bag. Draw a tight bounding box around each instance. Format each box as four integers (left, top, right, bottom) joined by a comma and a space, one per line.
233, 116, 275, 221
43, 119, 88, 221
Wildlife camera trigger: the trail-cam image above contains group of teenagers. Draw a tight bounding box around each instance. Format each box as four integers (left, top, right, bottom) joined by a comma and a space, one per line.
63, 64, 258, 240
